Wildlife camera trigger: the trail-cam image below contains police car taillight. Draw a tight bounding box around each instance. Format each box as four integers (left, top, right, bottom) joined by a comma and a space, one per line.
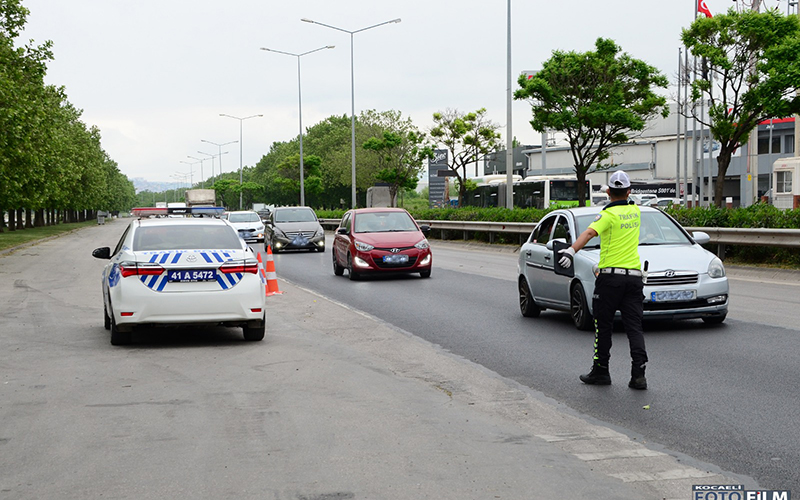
219, 259, 259, 274
119, 261, 165, 278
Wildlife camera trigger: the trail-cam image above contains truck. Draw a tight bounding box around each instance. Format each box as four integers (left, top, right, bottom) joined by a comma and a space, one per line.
366, 186, 393, 207
185, 189, 216, 207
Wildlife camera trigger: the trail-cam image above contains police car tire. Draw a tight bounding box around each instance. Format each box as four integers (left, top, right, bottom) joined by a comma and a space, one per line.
110, 319, 132, 346
104, 305, 111, 331
243, 321, 265, 341
518, 276, 541, 318
570, 283, 593, 331
332, 250, 345, 276
702, 314, 726, 325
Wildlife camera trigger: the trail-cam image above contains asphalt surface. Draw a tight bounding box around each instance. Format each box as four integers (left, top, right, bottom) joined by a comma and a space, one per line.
0, 222, 774, 499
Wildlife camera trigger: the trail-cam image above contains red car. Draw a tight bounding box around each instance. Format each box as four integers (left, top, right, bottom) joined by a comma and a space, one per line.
332, 208, 432, 280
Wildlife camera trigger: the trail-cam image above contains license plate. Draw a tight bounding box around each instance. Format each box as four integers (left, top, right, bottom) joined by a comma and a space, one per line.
650, 290, 696, 302
292, 236, 309, 246
383, 254, 409, 264
167, 269, 216, 282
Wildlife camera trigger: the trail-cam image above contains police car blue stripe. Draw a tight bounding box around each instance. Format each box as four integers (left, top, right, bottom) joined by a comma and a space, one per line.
213, 252, 224, 263
216, 274, 230, 290
159, 253, 170, 264
149, 254, 159, 263
155, 275, 168, 291
170, 252, 182, 264
201, 252, 213, 263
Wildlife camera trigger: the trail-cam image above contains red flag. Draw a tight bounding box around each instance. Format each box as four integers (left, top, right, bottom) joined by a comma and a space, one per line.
698, 0, 713, 18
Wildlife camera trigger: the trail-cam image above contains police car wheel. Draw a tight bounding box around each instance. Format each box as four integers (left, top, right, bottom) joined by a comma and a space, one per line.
110, 318, 132, 346
104, 305, 111, 331
243, 321, 265, 341
570, 283, 593, 331
518, 276, 541, 318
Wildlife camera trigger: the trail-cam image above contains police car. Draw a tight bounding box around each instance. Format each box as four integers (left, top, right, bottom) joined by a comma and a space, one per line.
92, 207, 266, 345
518, 206, 729, 330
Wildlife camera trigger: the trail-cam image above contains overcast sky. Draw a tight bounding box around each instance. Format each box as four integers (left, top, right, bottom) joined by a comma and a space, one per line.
19, 0, 772, 185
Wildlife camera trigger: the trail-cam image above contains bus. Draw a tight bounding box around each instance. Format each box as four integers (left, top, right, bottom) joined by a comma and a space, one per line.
464, 175, 591, 209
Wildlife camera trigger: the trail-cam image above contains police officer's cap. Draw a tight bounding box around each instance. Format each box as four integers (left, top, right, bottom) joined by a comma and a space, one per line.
609, 170, 631, 189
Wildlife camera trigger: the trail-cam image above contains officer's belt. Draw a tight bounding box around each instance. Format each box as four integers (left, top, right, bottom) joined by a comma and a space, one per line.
599, 267, 642, 277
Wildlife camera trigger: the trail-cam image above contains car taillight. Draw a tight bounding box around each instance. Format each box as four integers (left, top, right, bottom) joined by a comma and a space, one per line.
219, 259, 259, 274
119, 262, 164, 278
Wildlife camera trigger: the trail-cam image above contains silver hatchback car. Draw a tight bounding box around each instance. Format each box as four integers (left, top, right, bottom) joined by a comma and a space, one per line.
518, 206, 728, 330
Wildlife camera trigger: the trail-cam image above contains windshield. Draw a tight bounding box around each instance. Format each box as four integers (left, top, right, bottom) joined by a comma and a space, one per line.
274, 208, 317, 223
575, 210, 692, 248
354, 211, 418, 233
228, 212, 260, 223
133, 225, 242, 251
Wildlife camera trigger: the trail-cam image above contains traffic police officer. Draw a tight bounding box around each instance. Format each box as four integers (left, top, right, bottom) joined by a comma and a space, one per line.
558, 170, 648, 390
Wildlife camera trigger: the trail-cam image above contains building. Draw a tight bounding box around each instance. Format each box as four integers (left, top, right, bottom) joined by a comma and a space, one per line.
488, 103, 796, 207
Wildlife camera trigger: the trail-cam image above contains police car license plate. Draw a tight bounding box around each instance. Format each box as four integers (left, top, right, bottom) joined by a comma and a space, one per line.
168, 269, 216, 282
383, 254, 409, 264
650, 290, 695, 302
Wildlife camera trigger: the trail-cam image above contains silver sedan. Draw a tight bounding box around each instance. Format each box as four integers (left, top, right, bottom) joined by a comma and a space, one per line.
518, 206, 729, 330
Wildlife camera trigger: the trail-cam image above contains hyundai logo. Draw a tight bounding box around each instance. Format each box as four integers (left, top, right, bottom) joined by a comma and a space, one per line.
390, 248, 400, 253
665, 269, 675, 277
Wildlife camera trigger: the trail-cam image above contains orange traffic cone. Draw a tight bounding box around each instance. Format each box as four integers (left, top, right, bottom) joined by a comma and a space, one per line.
264, 245, 283, 296
256, 252, 267, 288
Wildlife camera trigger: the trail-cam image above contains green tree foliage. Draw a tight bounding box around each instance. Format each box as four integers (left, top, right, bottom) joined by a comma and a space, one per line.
514, 38, 668, 206
682, 8, 800, 207
361, 110, 434, 207
0, 0, 131, 229
429, 108, 502, 207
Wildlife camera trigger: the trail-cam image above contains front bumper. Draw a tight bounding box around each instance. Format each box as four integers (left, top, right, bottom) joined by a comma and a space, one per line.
273, 233, 325, 251
352, 249, 432, 274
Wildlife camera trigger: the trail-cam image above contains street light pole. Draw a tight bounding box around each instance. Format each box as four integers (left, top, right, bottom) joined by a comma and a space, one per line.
197, 151, 230, 186
186, 156, 207, 188
261, 45, 334, 207
220, 113, 264, 210
200, 139, 238, 178
178, 160, 198, 187
301, 17, 401, 208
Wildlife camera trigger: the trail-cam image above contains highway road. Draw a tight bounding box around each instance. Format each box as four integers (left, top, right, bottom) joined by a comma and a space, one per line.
271, 236, 800, 490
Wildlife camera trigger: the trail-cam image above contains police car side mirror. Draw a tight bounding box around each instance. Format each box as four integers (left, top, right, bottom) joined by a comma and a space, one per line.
92, 247, 111, 259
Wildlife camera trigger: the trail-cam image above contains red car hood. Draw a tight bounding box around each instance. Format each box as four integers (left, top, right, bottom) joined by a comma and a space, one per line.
355, 231, 425, 248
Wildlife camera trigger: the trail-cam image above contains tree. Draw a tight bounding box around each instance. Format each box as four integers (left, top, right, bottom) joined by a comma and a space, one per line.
362, 110, 434, 207
514, 38, 669, 206
682, 8, 800, 207
429, 108, 502, 206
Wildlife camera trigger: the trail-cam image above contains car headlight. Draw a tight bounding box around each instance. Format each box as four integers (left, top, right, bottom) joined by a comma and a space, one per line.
273, 228, 286, 238
708, 257, 726, 278
315, 226, 325, 237
414, 238, 430, 250
354, 241, 374, 252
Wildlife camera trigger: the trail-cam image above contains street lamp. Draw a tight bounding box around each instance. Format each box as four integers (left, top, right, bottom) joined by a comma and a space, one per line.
200, 139, 238, 178
301, 17, 401, 208
186, 156, 208, 188
220, 113, 264, 209
261, 45, 334, 206
178, 160, 198, 187
197, 151, 229, 185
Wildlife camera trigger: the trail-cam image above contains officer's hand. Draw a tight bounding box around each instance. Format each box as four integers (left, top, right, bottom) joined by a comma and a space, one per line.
558, 247, 575, 268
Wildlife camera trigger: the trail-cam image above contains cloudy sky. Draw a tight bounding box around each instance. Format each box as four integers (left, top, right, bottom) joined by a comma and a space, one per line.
19, 0, 775, 185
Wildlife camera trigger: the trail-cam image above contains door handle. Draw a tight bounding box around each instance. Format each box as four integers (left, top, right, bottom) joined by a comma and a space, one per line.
544, 254, 551, 260
526, 251, 531, 257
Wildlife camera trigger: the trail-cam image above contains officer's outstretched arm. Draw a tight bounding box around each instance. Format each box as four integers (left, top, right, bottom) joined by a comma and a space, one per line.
571, 227, 598, 253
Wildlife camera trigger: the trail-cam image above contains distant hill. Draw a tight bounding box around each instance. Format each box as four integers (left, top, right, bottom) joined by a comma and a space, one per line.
131, 178, 183, 194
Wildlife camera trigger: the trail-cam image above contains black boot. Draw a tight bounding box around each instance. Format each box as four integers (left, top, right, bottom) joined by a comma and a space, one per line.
628, 364, 647, 390
580, 363, 611, 385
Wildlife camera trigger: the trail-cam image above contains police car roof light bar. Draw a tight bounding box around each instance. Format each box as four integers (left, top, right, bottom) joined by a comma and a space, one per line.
131, 207, 225, 218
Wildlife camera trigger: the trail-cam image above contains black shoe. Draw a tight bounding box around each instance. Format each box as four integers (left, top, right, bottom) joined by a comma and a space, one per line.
580, 364, 611, 385
628, 364, 647, 390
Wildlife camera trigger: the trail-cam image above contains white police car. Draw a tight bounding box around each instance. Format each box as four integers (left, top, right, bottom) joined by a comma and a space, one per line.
92, 207, 266, 345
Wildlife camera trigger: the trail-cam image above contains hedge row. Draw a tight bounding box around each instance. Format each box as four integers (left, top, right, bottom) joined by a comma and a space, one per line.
319, 204, 800, 229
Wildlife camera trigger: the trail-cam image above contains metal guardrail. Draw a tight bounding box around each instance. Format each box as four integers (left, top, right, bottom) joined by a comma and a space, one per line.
320, 219, 800, 248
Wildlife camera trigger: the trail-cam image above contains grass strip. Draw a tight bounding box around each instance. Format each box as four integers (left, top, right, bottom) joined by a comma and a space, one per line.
0, 220, 99, 252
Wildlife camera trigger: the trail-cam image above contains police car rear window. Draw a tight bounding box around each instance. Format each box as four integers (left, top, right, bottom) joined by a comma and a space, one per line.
133, 225, 242, 251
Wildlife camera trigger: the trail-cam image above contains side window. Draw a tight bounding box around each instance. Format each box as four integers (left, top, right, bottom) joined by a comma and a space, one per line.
532, 216, 556, 245
552, 215, 572, 244
342, 212, 352, 232
112, 225, 131, 256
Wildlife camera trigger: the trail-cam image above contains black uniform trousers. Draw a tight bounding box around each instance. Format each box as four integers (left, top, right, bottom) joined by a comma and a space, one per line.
591, 273, 648, 368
